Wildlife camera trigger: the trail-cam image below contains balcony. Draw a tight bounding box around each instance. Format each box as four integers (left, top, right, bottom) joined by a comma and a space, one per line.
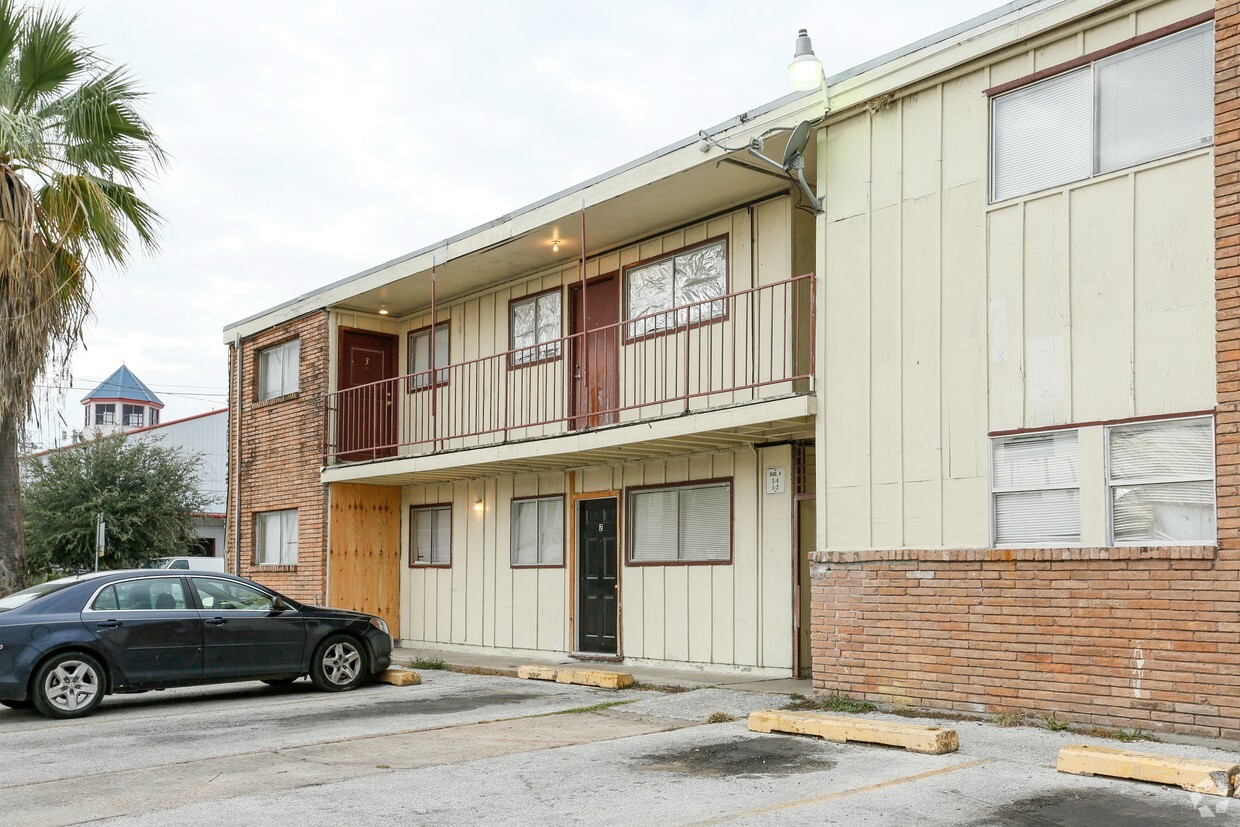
323, 274, 814, 472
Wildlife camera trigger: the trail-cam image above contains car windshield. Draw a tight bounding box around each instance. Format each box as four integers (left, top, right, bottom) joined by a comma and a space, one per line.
0, 578, 81, 611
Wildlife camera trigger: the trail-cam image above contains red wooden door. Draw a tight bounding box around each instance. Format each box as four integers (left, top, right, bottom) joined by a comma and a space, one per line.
337, 330, 398, 461
570, 275, 619, 429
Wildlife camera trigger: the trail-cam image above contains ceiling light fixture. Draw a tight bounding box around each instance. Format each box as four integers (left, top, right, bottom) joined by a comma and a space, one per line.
551, 239, 561, 254
378, 304, 390, 316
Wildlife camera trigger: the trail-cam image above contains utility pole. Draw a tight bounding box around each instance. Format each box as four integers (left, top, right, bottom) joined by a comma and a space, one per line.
95, 512, 105, 572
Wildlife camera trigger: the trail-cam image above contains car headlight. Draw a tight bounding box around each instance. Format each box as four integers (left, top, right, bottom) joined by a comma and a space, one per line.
369, 616, 389, 636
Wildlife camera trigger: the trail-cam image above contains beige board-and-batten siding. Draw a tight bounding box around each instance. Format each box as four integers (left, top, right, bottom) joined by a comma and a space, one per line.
400, 445, 796, 670
815, 0, 1215, 552
328, 195, 814, 455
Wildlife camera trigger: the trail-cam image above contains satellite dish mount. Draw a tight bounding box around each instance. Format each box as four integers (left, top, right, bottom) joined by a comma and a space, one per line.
747, 120, 822, 214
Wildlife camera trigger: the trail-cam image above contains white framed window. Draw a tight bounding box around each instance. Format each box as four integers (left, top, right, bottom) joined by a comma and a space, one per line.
258, 339, 300, 400
408, 322, 449, 391
255, 509, 298, 565
510, 291, 562, 366
991, 22, 1213, 201
991, 430, 1080, 547
1107, 417, 1215, 545
411, 504, 451, 565
629, 481, 731, 564
624, 238, 727, 338
95, 403, 116, 425
511, 496, 564, 566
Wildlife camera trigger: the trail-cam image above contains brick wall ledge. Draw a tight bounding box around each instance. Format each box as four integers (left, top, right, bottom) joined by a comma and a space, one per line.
809, 546, 1217, 565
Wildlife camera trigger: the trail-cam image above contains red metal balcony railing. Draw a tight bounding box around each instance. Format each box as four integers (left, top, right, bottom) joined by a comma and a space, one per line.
324, 273, 814, 464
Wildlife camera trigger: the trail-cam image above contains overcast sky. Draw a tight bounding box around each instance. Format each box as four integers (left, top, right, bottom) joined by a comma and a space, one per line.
28, 0, 1004, 447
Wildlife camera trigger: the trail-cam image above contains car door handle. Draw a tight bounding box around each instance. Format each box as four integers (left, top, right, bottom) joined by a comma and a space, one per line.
204, 617, 227, 626
95, 620, 121, 629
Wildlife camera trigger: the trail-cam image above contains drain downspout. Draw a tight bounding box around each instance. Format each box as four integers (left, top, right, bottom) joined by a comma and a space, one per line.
232, 332, 242, 576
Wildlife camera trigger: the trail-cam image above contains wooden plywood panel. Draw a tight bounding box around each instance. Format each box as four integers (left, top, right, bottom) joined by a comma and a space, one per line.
328, 483, 401, 638
903, 479, 942, 548
536, 568, 565, 651
1133, 155, 1215, 414
1023, 194, 1072, 427
870, 205, 902, 487
941, 181, 988, 481
825, 214, 870, 493
870, 106, 902, 210
1070, 176, 1135, 422
493, 475, 514, 648
988, 205, 1025, 430
826, 115, 871, 222
901, 88, 940, 201
942, 474, 988, 548
732, 449, 759, 666
941, 71, 987, 190
901, 195, 942, 484
1033, 32, 1082, 70
759, 445, 793, 670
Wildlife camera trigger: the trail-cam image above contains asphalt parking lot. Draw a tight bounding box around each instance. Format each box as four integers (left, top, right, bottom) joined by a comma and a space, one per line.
1, 670, 1237, 826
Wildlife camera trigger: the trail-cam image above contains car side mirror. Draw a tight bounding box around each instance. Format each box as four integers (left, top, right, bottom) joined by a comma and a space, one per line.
272, 597, 294, 612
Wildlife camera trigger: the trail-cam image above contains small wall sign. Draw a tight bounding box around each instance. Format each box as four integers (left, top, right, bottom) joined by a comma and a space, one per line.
765, 467, 785, 495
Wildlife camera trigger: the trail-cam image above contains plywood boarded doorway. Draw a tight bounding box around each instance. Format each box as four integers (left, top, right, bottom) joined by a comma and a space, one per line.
328, 483, 401, 637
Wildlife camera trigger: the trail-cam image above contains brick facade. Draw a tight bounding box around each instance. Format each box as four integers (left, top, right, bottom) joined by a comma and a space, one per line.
807, 2, 1240, 737
225, 310, 329, 603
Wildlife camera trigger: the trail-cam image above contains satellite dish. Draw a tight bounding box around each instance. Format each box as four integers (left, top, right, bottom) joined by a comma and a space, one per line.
781, 120, 812, 169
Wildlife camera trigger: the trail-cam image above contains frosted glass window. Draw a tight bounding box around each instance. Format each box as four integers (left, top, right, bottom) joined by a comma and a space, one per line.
510, 292, 562, 365
408, 323, 449, 390
256, 509, 298, 565
258, 339, 300, 400
412, 505, 451, 565
992, 431, 1080, 546
1096, 24, 1213, 174
511, 496, 564, 566
1108, 417, 1215, 544
630, 482, 730, 563
625, 239, 726, 337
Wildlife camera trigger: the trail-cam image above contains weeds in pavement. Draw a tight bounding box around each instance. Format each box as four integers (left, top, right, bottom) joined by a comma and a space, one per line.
1039, 715, 1071, 732
783, 693, 876, 714
632, 681, 696, 694
991, 713, 1025, 728
527, 700, 636, 718
408, 657, 445, 670
1087, 726, 1154, 743
704, 711, 736, 723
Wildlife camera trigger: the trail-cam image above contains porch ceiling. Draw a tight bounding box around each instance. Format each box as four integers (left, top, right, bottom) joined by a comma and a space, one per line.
334, 133, 817, 318
320, 394, 815, 487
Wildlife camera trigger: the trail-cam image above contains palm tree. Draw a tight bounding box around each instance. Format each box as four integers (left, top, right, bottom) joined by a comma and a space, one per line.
0, 3, 164, 595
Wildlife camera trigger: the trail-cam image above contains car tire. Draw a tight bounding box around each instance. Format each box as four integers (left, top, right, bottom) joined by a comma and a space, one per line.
0, 699, 32, 710
31, 652, 106, 719
309, 635, 367, 692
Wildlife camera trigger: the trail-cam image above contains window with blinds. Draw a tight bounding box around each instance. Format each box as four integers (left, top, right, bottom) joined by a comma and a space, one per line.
511, 496, 564, 566
629, 482, 731, 563
991, 22, 1213, 202
258, 339, 300, 400
991, 431, 1080, 547
255, 509, 298, 565
1107, 417, 1215, 545
408, 323, 449, 391
411, 505, 452, 565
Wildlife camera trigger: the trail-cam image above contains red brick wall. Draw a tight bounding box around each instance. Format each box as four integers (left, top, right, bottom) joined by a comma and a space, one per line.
809, 547, 1239, 738
807, 3, 1240, 738
226, 311, 329, 603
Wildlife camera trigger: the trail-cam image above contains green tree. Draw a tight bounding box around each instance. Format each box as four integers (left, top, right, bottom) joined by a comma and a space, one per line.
0, 3, 165, 595
22, 434, 205, 578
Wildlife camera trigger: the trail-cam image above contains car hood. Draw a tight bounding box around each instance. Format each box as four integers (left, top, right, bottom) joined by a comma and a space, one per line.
297, 604, 376, 623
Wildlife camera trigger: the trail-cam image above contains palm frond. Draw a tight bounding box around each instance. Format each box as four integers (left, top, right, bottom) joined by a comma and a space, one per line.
0, 1, 23, 77
15, 8, 85, 111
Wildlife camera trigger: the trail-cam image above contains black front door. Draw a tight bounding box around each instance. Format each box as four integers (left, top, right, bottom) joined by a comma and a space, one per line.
578, 498, 618, 654
191, 577, 306, 679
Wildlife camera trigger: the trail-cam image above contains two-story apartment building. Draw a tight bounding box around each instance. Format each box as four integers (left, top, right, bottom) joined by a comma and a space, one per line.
227, 0, 1239, 735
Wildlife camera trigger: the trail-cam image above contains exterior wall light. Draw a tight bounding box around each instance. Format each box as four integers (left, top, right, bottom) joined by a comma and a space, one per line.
788, 29, 824, 91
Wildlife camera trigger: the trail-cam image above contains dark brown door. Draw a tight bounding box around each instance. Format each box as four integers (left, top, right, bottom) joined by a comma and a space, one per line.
578, 497, 618, 654
338, 330, 398, 461
569, 275, 619, 429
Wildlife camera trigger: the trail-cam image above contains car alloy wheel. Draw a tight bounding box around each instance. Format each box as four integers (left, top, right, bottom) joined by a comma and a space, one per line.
33, 653, 105, 718
310, 636, 366, 691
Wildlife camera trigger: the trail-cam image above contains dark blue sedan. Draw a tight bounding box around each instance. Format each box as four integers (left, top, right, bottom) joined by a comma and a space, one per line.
0, 570, 392, 718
